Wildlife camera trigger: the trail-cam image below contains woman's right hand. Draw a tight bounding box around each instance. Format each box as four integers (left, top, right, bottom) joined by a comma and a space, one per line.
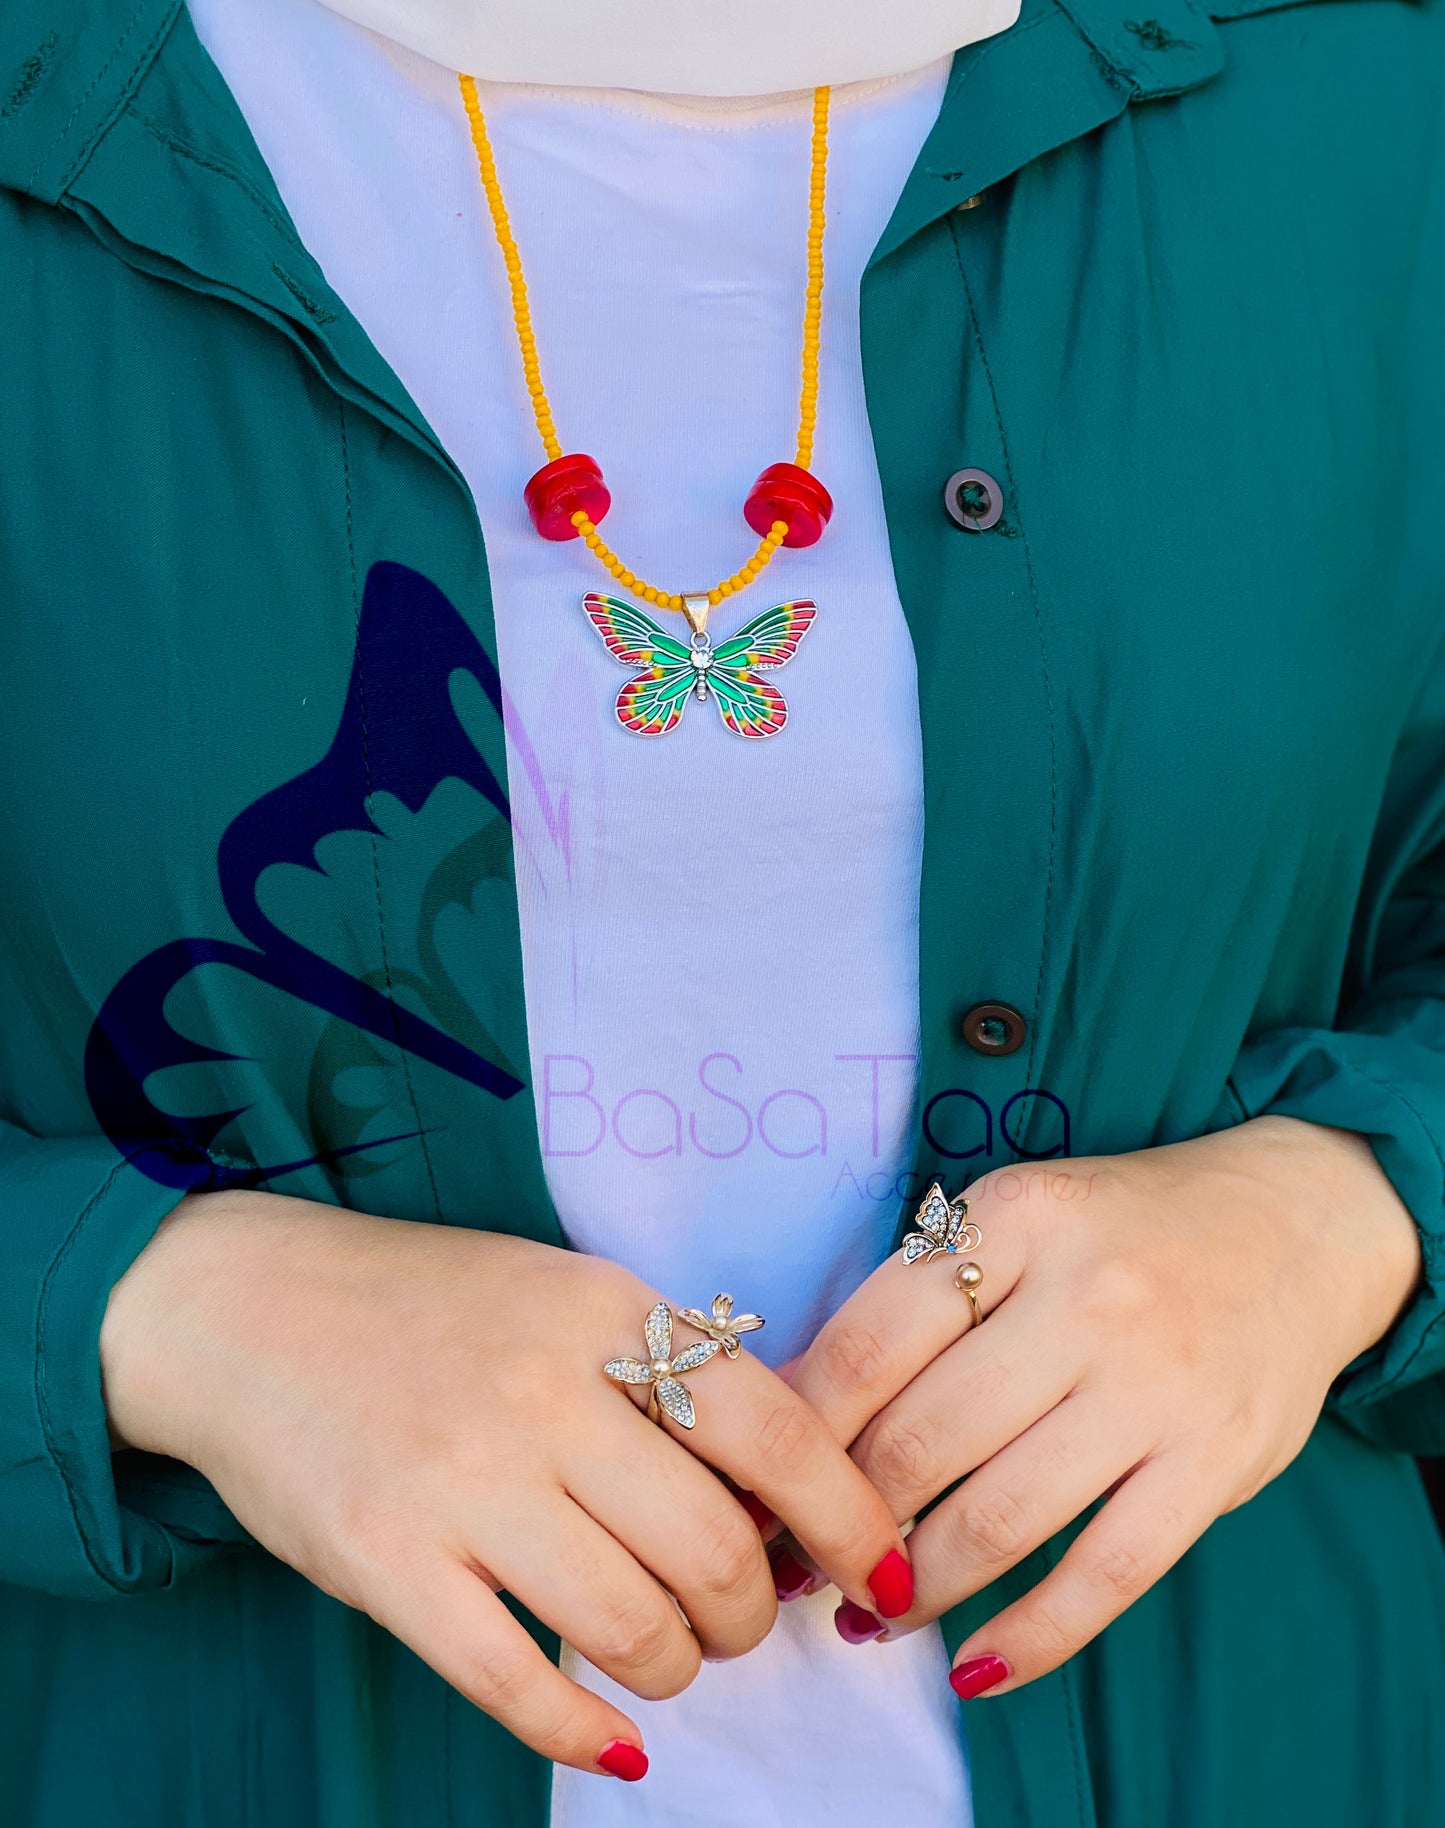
99, 1191, 908, 1780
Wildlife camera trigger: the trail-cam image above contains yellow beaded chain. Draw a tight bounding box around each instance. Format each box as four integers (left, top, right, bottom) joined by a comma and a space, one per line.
459, 75, 830, 614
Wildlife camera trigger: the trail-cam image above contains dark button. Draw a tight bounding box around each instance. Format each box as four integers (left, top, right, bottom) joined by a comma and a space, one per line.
943, 467, 1003, 532
960, 1001, 1027, 1056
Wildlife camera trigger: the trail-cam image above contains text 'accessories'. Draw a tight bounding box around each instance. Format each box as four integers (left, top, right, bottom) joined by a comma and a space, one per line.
605, 1296, 763, 1428
459, 74, 833, 736
903, 1181, 986, 1325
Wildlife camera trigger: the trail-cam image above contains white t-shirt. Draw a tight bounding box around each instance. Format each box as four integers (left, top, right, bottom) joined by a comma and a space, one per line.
186, 2, 972, 1822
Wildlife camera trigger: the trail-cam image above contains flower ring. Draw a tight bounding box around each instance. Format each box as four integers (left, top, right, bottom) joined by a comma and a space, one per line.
604, 1301, 724, 1430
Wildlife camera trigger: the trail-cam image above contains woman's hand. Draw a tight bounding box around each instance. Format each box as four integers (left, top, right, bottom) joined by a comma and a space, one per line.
100, 1192, 909, 1779
785, 1116, 1420, 1696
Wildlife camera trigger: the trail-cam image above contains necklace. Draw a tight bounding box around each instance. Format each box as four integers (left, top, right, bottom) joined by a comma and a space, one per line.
459, 75, 833, 737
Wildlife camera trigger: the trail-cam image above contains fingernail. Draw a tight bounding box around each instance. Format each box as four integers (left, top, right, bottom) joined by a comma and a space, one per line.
834, 1599, 887, 1645
949, 1654, 1011, 1700
597, 1740, 649, 1781
737, 1490, 774, 1533
866, 1547, 914, 1619
769, 1545, 814, 1603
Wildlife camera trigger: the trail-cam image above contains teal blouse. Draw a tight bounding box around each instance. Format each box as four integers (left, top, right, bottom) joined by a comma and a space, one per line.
1, 0, 1444, 1823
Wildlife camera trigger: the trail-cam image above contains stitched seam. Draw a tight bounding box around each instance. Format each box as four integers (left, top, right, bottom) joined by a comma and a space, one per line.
34, 1149, 173, 1593
128, 105, 313, 259
948, 218, 1059, 1126
270, 259, 337, 324
25, 1, 150, 187
340, 402, 445, 1224
33, 2, 174, 197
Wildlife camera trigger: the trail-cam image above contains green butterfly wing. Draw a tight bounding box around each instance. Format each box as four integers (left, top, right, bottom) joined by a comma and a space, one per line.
582, 592, 696, 736
707, 599, 817, 739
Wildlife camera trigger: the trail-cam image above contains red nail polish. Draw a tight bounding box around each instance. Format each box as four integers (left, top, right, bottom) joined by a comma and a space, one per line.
597, 1740, 649, 1781
737, 1490, 774, 1533
949, 1654, 1011, 1700
769, 1545, 814, 1603
834, 1600, 886, 1645
866, 1547, 914, 1619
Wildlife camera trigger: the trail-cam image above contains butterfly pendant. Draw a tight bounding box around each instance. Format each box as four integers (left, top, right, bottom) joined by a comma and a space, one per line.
901, 1180, 983, 1266
583, 592, 816, 738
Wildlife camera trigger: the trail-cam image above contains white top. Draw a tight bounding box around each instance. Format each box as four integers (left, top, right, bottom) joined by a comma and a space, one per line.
186, 2, 975, 1823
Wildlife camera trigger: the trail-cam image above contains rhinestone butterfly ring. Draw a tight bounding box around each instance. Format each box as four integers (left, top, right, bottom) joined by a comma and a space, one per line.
604, 1295, 765, 1430
902, 1181, 986, 1325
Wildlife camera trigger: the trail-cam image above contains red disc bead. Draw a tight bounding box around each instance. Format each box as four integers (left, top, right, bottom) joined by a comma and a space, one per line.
744, 461, 834, 548
524, 453, 611, 541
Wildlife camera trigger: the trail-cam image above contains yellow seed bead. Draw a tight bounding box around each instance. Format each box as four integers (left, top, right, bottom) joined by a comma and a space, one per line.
463, 71, 830, 612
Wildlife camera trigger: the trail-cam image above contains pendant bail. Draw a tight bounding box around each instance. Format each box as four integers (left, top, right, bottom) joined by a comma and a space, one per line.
682, 594, 711, 637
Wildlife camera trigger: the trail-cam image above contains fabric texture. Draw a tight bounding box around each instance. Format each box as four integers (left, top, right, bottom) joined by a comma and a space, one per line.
0, 0, 1443, 1824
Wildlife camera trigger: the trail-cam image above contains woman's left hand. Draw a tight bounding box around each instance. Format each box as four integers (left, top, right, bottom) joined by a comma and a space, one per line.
785, 1116, 1422, 1697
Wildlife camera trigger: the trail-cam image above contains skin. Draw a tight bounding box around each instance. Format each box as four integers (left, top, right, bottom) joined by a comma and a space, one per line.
99, 1194, 908, 1778
786, 1115, 1424, 1692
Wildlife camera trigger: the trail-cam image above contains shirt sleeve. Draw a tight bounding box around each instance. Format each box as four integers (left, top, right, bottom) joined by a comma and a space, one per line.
1226, 642, 1445, 1455
0, 1119, 249, 1597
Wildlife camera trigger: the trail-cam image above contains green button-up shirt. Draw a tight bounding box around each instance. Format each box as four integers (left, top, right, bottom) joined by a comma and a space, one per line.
2, 1, 1444, 1823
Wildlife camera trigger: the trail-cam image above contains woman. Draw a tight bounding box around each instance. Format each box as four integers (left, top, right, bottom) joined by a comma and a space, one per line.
1, 0, 1442, 1823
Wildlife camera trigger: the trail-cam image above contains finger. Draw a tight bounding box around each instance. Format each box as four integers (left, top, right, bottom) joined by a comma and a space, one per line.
654, 1332, 913, 1618
567, 1403, 776, 1659
364, 1551, 651, 1780
851, 1294, 1081, 1522
890, 1394, 1151, 1631
486, 1496, 702, 1701
789, 1178, 1030, 1450
945, 1452, 1216, 1698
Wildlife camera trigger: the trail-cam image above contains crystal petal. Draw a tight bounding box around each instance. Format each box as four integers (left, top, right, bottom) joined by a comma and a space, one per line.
671, 1339, 722, 1374
604, 1358, 654, 1385
645, 1301, 673, 1362
656, 1377, 696, 1429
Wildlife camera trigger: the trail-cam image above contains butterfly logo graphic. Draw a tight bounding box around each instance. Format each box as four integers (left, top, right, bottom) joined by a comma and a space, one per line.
902, 1181, 983, 1266
582, 592, 816, 738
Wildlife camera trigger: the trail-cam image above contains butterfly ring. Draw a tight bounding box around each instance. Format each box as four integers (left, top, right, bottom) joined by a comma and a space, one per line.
901, 1181, 986, 1326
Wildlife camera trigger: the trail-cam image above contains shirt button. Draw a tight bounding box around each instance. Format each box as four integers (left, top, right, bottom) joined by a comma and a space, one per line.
955, 193, 986, 211
960, 1001, 1027, 1055
943, 467, 1003, 531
